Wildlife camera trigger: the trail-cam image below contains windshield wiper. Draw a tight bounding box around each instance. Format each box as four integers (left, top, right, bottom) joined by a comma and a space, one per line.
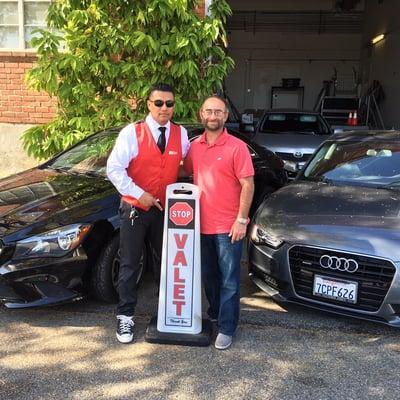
304, 176, 333, 184
294, 130, 318, 135
46, 165, 104, 178
381, 181, 400, 189
70, 169, 106, 178
263, 130, 320, 135
46, 166, 71, 173
81, 171, 104, 178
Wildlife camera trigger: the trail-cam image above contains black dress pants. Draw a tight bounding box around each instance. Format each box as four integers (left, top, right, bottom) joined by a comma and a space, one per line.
117, 200, 164, 316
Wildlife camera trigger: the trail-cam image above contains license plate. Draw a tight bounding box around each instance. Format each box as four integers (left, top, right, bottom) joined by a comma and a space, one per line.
313, 275, 358, 304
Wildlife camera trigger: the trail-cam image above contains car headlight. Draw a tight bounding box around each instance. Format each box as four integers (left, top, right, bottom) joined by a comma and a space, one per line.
283, 160, 298, 173
250, 224, 283, 249
13, 224, 92, 259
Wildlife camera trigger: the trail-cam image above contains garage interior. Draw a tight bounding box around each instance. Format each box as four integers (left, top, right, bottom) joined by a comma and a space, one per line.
223, 0, 400, 129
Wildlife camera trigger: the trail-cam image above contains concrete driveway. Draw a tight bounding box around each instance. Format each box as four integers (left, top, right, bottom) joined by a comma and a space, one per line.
1, 265, 399, 400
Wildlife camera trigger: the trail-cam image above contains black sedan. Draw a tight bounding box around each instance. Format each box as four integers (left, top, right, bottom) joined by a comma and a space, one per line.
0, 126, 286, 308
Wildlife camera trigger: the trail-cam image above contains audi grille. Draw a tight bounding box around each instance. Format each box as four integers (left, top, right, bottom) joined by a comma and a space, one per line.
288, 246, 396, 312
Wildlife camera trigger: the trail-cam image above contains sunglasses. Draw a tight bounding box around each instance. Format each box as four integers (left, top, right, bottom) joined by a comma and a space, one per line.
149, 99, 175, 108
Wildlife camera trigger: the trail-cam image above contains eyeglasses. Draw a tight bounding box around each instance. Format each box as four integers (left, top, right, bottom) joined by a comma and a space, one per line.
202, 109, 226, 117
148, 99, 175, 108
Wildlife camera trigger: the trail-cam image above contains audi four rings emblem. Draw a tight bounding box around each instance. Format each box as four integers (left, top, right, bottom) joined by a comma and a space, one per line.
319, 254, 359, 273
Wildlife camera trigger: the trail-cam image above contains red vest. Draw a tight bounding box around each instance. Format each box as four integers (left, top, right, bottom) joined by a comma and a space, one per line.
122, 121, 182, 210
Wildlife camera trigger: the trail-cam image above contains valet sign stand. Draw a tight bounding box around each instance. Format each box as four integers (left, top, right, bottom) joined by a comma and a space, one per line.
145, 183, 212, 346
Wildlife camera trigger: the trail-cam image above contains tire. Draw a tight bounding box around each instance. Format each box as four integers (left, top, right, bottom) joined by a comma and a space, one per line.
91, 234, 147, 303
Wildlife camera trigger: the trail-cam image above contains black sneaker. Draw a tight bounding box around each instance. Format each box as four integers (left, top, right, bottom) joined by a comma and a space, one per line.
116, 315, 134, 343
208, 314, 218, 323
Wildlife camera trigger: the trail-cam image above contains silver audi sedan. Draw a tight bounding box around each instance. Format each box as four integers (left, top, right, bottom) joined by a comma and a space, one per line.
248, 130, 400, 327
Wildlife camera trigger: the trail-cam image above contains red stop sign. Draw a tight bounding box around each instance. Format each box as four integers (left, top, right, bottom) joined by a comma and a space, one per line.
169, 202, 194, 226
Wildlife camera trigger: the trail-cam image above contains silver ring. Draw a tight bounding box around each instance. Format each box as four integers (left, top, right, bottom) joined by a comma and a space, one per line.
319, 255, 359, 273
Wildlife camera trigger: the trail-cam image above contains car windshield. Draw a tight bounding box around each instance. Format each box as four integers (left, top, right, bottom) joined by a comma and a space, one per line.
189, 130, 261, 160
46, 130, 117, 177
260, 113, 329, 135
302, 140, 400, 189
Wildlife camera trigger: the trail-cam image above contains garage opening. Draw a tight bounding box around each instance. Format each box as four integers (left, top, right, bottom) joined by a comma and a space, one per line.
223, 0, 399, 130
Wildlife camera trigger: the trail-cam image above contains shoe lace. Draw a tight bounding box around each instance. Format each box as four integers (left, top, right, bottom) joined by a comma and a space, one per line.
118, 316, 134, 334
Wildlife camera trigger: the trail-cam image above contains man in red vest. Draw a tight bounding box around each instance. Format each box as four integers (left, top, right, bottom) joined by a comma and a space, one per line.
107, 83, 190, 343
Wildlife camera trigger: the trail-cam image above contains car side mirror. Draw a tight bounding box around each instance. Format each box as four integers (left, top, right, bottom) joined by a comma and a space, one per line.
241, 113, 254, 124
243, 124, 255, 133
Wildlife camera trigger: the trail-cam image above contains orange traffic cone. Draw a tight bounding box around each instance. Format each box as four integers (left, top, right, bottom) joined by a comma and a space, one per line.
347, 112, 353, 125
352, 111, 358, 126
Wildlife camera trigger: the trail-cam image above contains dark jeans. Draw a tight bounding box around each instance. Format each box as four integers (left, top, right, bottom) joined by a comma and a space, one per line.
117, 200, 164, 316
200, 233, 243, 336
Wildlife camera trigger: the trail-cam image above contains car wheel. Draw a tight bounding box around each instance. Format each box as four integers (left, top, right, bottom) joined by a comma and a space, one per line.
91, 234, 147, 303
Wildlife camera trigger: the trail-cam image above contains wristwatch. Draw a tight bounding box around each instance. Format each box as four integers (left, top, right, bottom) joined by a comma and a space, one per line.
236, 217, 248, 225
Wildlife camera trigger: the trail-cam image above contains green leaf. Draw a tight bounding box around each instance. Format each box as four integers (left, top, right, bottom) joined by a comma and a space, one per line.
23, 0, 234, 159
176, 37, 189, 49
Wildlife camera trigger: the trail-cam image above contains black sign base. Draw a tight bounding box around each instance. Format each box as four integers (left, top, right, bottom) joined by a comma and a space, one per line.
144, 316, 212, 347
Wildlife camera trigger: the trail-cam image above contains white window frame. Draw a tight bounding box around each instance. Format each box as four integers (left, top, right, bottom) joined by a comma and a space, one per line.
205, 0, 212, 16
0, 0, 51, 51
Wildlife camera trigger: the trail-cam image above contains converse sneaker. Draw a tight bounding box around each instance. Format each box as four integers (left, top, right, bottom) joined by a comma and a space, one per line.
116, 315, 134, 343
215, 333, 232, 350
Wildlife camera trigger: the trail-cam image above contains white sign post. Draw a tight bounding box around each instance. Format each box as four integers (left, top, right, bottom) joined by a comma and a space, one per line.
145, 183, 212, 346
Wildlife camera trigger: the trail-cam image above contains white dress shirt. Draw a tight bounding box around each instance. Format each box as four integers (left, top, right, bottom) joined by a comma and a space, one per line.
106, 114, 190, 200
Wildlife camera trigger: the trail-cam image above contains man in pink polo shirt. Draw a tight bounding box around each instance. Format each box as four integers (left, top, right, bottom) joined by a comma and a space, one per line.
184, 96, 255, 350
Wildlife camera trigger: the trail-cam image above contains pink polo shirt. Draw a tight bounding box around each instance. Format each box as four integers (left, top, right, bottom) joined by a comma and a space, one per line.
184, 129, 254, 234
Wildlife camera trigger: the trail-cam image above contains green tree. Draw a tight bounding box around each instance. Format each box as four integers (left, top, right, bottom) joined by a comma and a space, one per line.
23, 0, 234, 160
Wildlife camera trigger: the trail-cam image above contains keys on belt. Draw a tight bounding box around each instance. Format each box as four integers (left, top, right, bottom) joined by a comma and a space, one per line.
129, 207, 139, 225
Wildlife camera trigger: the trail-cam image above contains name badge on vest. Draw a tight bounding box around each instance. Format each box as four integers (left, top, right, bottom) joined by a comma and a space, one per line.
168, 150, 178, 155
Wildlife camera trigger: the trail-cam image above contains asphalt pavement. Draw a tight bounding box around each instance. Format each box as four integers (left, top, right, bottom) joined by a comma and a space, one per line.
1, 264, 399, 400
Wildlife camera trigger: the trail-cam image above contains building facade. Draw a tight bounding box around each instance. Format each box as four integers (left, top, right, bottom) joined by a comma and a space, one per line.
1, 1, 400, 128
0, 0, 57, 124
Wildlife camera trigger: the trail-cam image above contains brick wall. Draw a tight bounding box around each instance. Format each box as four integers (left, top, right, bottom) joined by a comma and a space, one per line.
0, 52, 57, 124
195, 2, 206, 17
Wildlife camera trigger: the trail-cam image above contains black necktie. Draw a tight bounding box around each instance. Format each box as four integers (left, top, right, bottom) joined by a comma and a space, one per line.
157, 126, 166, 154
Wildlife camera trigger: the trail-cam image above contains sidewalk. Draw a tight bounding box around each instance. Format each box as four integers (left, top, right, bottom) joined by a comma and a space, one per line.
0, 123, 38, 178
0, 274, 399, 400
